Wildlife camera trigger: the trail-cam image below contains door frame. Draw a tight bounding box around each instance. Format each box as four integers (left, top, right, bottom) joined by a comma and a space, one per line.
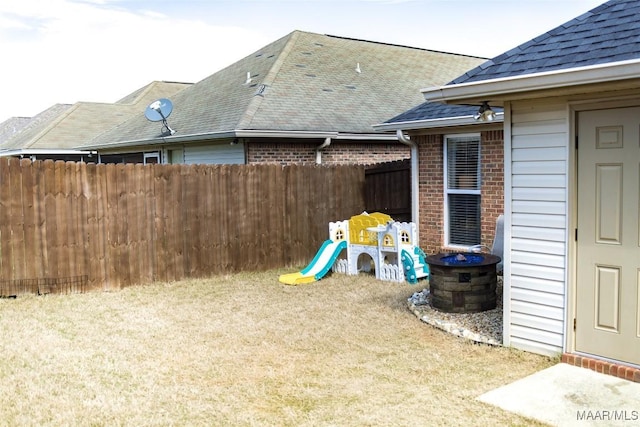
568, 97, 640, 364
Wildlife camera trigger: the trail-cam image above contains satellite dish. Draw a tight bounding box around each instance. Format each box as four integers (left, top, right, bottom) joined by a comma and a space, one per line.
145, 98, 176, 136
145, 98, 173, 122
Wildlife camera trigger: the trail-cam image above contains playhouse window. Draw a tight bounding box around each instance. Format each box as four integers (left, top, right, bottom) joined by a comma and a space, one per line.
383, 234, 394, 247
335, 229, 345, 241
400, 231, 410, 244
444, 134, 481, 248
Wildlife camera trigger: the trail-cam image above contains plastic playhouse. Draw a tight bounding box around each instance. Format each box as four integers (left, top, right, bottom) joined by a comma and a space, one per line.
279, 212, 428, 285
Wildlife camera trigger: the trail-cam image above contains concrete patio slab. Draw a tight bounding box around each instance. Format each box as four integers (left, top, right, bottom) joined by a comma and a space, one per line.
478, 363, 640, 426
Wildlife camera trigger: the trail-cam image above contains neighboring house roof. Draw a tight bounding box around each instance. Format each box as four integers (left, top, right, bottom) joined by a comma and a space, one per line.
0, 117, 33, 144
0, 81, 190, 155
83, 30, 486, 149
450, 0, 640, 85
0, 104, 72, 145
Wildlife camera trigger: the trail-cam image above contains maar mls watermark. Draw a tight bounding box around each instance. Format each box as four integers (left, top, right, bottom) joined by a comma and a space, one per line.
577, 410, 639, 422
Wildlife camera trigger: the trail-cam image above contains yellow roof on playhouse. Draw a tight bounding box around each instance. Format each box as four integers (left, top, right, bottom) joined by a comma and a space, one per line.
278, 212, 428, 285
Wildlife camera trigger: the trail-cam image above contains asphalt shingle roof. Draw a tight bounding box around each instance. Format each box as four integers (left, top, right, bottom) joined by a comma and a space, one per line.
0, 116, 36, 145
0, 105, 72, 146
385, 0, 636, 125
385, 103, 482, 123
0, 81, 190, 152
86, 30, 486, 147
451, 0, 640, 84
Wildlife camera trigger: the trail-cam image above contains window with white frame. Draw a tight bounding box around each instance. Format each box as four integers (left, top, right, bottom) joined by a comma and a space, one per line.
444, 134, 481, 248
143, 152, 161, 164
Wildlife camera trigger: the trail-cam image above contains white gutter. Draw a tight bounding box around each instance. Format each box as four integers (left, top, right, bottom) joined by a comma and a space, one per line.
81, 129, 397, 151
81, 130, 329, 150
0, 148, 96, 157
315, 137, 331, 164
396, 130, 419, 231
333, 133, 397, 141
373, 112, 504, 132
421, 58, 640, 103
81, 131, 237, 150
234, 130, 337, 139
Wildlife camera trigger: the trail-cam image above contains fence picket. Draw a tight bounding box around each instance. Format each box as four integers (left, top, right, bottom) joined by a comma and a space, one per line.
7, 159, 25, 282
0, 159, 11, 281
21, 160, 37, 282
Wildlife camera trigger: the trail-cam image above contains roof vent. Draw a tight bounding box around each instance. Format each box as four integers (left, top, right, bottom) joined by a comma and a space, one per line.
254, 84, 267, 96
243, 72, 253, 86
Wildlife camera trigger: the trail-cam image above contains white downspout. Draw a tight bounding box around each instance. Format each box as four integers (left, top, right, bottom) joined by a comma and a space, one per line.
315, 137, 331, 164
396, 130, 419, 231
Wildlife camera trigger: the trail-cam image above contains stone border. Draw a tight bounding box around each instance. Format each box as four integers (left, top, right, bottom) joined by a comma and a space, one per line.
407, 288, 502, 346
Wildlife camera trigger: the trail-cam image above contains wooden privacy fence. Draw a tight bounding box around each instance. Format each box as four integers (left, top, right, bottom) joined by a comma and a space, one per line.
365, 159, 411, 223
0, 158, 365, 295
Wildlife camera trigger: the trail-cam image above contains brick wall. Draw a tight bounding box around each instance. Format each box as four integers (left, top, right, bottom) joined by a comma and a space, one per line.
320, 142, 409, 165
247, 141, 409, 165
480, 130, 505, 250
246, 133, 503, 255
247, 142, 316, 164
415, 130, 504, 255
416, 134, 444, 255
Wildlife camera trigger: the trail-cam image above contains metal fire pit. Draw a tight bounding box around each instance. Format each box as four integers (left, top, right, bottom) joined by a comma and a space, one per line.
425, 252, 501, 313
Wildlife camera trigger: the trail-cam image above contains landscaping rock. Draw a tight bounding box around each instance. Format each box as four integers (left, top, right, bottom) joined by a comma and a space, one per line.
407, 277, 503, 346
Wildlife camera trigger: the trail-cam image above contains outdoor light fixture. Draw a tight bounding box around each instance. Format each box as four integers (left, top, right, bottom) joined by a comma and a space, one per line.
474, 101, 496, 122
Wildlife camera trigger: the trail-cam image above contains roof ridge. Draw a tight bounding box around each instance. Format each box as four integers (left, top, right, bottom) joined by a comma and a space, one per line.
325, 33, 487, 60
236, 31, 300, 129
117, 81, 159, 106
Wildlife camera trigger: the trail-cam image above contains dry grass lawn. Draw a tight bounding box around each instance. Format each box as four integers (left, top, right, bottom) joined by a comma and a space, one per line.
0, 270, 555, 426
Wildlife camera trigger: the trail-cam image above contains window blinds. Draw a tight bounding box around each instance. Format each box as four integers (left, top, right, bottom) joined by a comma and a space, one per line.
445, 137, 481, 247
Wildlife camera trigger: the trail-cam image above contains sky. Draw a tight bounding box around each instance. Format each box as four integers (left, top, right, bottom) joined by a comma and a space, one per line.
0, 0, 606, 123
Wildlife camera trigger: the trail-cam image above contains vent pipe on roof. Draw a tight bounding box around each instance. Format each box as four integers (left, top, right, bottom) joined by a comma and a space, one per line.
396, 130, 419, 232
315, 137, 331, 164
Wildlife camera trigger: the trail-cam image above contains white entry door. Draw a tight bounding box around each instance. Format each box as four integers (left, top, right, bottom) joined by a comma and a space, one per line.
576, 107, 640, 366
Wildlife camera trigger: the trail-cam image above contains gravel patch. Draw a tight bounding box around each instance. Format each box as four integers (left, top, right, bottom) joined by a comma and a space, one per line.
407, 277, 503, 346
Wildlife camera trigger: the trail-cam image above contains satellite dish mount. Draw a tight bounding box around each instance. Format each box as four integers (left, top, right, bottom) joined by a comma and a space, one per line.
145, 98, 176, 136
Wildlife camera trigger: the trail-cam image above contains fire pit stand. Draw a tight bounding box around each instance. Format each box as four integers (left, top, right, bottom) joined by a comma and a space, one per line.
425, 252, 501, 313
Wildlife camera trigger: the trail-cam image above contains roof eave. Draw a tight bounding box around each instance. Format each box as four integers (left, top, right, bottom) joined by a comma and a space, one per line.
82, 129, 396, 150
421, 58, 640, 104
0, 148, 96, 157
81, 131, 238, 150
373, 113, 504, 132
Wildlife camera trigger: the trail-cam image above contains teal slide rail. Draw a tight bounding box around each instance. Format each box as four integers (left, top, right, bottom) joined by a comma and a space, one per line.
314, 240, 347, 280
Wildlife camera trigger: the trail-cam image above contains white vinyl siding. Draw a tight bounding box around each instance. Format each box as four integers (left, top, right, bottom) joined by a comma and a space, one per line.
184, 143, 245, 165
506, 102, 568, 357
